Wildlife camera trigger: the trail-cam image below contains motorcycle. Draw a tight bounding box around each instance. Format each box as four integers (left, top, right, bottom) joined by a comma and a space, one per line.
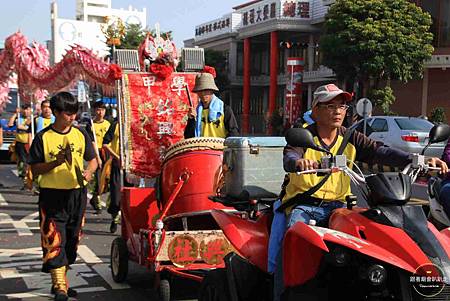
200, 124, 450, 301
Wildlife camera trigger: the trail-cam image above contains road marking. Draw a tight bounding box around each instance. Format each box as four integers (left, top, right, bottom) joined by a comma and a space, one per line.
92, 263, 130, 290
4, 291, 52, 299
77, 245, 103, 264
0, 193, 7, 206
0, 246, 126, 299
0, 212, 39, 236
11, 169, 18, 177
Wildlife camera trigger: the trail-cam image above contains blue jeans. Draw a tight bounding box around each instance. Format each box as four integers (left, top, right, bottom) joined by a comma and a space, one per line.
273, 201, 345, 301
439, 179, 450, 219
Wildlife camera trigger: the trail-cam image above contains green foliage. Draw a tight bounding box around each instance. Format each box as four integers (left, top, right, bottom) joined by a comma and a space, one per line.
117, 23, 173, 50
368, 86, 395, 114
116, 23, 146, 49
204, 49, 229, 91
321, 0, 434, 84
430, 107, 447, 124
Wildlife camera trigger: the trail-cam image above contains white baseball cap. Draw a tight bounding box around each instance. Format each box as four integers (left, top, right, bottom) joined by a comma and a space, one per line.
312, 84, 352, 108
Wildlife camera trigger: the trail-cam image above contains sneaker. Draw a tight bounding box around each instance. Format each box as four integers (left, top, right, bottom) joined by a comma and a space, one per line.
109, 220, 118, 233
89, 196, 101, 213
53, 290, 68, 301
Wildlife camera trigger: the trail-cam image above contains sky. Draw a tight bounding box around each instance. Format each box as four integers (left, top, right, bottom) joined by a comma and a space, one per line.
0, 0, 244, 48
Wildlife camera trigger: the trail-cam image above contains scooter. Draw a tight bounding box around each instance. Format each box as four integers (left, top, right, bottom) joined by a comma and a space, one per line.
200, 124, 450, 301
428, 176, 450, 230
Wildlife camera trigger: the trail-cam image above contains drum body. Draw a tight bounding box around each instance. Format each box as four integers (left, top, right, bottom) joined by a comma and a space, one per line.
161, 138, 227, 216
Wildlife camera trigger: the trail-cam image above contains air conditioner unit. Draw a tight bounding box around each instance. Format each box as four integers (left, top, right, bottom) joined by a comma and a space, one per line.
181, 47, 205, 71
113, 49, 140, 72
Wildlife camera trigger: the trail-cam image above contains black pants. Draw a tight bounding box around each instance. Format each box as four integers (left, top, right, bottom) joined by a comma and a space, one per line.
39, 187, 87, 273
107, 159, 121, 217
15, 142, 28, 178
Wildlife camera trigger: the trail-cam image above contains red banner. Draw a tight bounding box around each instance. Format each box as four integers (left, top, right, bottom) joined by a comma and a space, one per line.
122, 72, 198, 177
285, 57, 304, 125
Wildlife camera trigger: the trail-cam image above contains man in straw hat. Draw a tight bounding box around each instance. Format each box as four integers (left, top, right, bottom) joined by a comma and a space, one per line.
184, 72, 239, 138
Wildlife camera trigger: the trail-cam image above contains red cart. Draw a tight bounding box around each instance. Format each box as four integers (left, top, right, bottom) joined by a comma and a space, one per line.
110, 137, 236, 300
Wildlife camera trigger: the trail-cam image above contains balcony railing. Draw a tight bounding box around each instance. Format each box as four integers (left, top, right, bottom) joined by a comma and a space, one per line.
321, 0, 335, 6
303, 65, 335, 82
425, 55, 450, 68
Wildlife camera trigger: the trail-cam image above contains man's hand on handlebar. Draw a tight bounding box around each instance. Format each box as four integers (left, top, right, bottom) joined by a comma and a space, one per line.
427, 157, 448, 174
295, 158, 320, 171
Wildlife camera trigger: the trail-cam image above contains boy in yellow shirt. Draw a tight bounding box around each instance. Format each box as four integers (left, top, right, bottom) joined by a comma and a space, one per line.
28, 92, 97, 301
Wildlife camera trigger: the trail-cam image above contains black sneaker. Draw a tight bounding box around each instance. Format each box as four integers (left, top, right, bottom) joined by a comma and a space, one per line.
110, 220, 118, 233
51, 287, 77, 297
53, 290, 68, 301
89, 196, 101, 212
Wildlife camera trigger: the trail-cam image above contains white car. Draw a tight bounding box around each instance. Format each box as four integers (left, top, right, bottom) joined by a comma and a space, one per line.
356, 116, 446, 158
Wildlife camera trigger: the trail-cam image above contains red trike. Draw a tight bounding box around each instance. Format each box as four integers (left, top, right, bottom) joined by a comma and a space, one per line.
110, 137, 236, 300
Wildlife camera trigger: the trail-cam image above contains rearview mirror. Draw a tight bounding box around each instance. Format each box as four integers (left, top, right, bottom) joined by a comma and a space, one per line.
429, 124, 450, 144
285, 128, 330, 154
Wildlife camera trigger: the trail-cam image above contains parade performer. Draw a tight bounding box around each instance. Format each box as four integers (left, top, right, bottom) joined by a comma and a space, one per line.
8, 104, 32, 188
184, 72, 239, 138
34, 99, 55, 133
87, 101, 110, 214
28, 92, 97, 301
271, 84, 448, 301
102, 119, 121, 233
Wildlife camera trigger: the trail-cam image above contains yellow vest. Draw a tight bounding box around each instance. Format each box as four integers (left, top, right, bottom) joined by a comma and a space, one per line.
39, 127, 89, 189
93, 119, 111, 148
201, 109, 227, 138
282, 134, 356, 213
15, 118, 29, 144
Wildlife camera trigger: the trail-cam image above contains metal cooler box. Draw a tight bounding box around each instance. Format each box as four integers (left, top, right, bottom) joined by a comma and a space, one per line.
222, 137, 286, 199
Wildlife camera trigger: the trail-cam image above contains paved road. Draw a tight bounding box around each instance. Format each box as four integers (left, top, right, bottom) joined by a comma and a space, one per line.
0, 164, 198, 301
0, 163, 431, 301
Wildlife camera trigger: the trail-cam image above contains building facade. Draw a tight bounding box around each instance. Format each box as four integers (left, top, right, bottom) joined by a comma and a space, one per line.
187, 0, 450, 134
50, 0, 146, 64
392, 0, 450, 122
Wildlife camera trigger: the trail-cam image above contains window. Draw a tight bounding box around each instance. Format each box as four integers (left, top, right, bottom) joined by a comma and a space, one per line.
394, 118, 433, 131
441, 0, 450, 46
416, 0, 450, 47
371, 118, 388, 132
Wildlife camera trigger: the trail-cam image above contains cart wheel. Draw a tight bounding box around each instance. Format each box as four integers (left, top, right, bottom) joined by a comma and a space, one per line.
159, 279, 170, 301
110, 237, 128, 282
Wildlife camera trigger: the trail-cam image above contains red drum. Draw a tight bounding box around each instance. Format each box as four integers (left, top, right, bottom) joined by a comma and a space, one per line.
161, 137, 228, 216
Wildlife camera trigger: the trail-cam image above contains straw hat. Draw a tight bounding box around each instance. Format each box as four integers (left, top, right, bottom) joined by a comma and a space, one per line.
192, 73, 219, 92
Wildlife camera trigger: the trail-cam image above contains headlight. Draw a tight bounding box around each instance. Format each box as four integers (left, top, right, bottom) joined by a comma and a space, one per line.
367, 264, 387, 286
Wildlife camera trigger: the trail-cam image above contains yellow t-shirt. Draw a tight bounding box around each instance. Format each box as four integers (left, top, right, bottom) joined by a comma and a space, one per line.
28, 126, 96, 189
110, 123, 120, 155
93, 119, 111, 147
201, 109, 227, 138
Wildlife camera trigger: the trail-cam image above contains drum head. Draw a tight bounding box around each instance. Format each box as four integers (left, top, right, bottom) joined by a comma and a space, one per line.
164, 137, 224, 162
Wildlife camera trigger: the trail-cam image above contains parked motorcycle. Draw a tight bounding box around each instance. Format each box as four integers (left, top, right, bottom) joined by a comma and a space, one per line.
200, 124, 450, 301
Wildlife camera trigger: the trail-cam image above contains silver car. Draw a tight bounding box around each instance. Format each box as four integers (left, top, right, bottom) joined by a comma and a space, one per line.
356, 116, 446, 158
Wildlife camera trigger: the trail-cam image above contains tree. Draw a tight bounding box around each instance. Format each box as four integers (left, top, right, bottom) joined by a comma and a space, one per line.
116, 23, 173, 50
320, 0, 434, 111
430, 107, 447, 124
204, 49, 229, 94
